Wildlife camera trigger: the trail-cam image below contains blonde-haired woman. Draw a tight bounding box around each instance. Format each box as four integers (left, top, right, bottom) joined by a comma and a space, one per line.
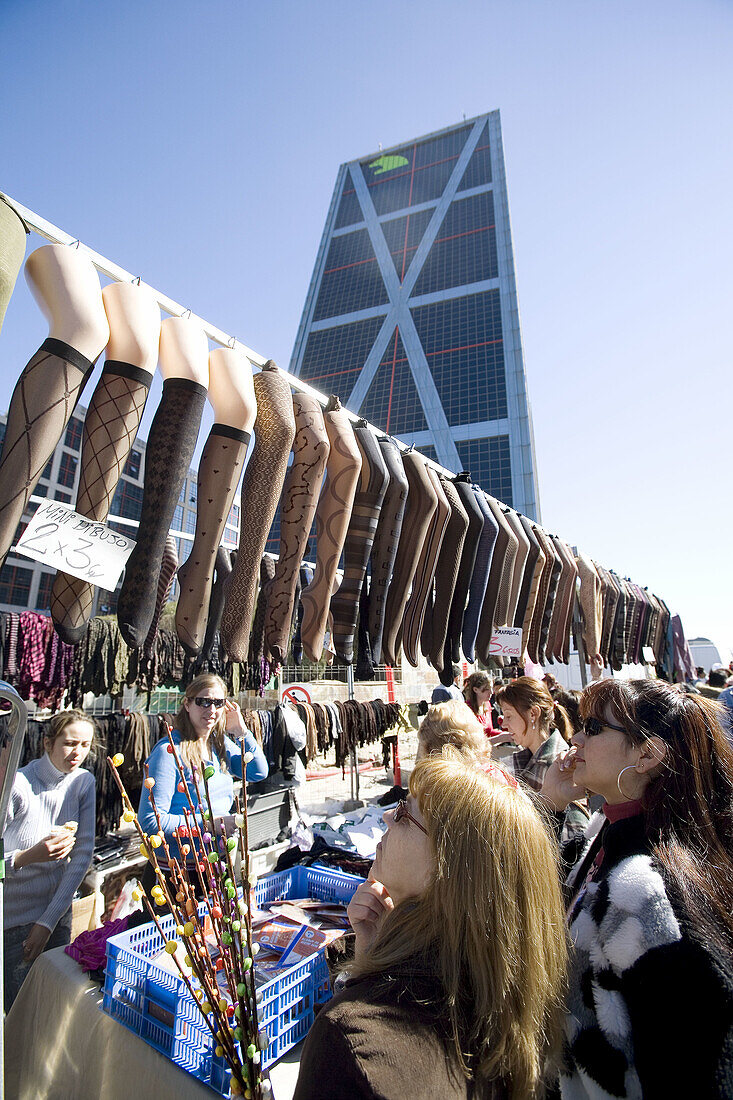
417, 700, 517, 788
294, 752, 567, 1099
138, 674, 267, 887
4, 708, 96, 1008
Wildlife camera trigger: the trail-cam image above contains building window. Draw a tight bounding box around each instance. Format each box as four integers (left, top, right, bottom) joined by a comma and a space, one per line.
184, 509, 197, 535
41, 457, 53, 480
53, 490, 72, 504
35, 571, 55, 611
111, 481, 144, 522
172, 505, 184, 530
312, 228, 389, 322
298, 316, 385, 400
124, 450, 142, 480
34, 483, 48, 498
64, 417, 84, 451
0, 563, 33, 607
57, 452, 78, 489
455, 435, 513, 506
187, 479, 197, 505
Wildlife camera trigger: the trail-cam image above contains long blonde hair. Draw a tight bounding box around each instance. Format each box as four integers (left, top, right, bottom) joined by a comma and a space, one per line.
353, 753, 567, 1098
418, 700, 490, 766
174, 674, 229, 773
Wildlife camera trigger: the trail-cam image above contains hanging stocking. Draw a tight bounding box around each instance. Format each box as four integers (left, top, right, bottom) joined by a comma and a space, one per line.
51, 362, 151, 643
117, 376, 206, 647
264, 393, 329, 664
0, 338, 96, 566
381, 452, 437, 667
300, 396, 361, 663
401, 467, 450, 668
221, 362, 295, 662
175, 424, 251, 656
330, 423, 388, 665
424, 476, 468, 673
367, 439, 408, 664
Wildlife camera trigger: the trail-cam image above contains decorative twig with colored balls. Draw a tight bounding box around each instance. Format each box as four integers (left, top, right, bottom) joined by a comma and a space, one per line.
107, 734, 272, 1099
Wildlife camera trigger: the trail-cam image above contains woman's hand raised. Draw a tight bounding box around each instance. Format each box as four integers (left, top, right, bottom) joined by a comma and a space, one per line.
14, 830, 76, 868
223, 699, 245, 735
539, 750, 586, 812
347, 878, 394, 958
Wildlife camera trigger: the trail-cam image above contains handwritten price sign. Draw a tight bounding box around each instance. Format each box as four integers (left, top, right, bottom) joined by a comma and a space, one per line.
489, 627, 523, 659
14, 502, 136, 590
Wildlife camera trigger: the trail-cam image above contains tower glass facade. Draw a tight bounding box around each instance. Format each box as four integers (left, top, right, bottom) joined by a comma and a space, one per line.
290, 111, 540, 519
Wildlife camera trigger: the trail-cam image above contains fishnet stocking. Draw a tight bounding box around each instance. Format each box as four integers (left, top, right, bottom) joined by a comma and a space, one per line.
51, 362, 151, 644
175, 424, 250, 656
0, 338, 94, 566
117, 377, 207, 648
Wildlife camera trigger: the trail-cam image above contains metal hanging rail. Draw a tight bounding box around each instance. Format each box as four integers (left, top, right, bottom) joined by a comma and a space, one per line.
5, 194, 452, 478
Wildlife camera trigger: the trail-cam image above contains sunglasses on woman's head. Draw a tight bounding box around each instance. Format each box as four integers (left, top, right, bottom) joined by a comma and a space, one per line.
194, 697, 225, 709
393, 799, 428, 835
582, 717, 627, 737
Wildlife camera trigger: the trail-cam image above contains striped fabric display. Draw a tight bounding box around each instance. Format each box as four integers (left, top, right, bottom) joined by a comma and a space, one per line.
330, 423, 388, 665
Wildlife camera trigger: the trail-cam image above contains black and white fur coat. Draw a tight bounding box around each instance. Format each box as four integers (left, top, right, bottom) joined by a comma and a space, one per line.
560, 812, 733, 1100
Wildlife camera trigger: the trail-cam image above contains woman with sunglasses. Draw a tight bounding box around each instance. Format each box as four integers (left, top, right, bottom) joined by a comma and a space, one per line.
138, 674, 267, 890
540, 678, 733, 1099
294, 751, 568, 1099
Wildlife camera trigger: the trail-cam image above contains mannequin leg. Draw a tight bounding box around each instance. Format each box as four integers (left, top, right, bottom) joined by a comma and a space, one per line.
330, 424, 388, 665
356, 577, 376, 679
50, 362, 151, 643
264, 394, 329, 664
247, 554, 276, 692
425, 477, 468, 673
291, 563, 312, 665
382, 453, 437, 667
503, 510, 530, 630
142, 535, 179, 657
117, 377, 207, 648
221, 363, 295, 663
175, 424, 251, 656
300, 401, 361, 663
367, 440, 408, 664
475, 496, 513, 664
444, 476, 484, 671
200, 547, 233, 663
401, 468, 449, 668
0, 338, 95, 566
460, 487, 499, 664
526, 527, 554, 663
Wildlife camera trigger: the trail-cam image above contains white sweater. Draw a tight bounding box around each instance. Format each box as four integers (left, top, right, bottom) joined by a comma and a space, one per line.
4, 754, 95, 932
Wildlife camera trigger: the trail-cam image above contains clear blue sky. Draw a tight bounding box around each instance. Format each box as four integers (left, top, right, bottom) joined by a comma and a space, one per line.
2, 0, 731, 654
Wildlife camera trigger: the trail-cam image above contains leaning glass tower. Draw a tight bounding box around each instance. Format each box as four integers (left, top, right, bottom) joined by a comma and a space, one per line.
290, 111, 540, 520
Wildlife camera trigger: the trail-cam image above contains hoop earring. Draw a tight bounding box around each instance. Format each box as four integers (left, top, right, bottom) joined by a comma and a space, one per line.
616, 764, 638, 799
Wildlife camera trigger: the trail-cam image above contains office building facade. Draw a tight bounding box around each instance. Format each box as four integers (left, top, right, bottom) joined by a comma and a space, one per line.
290, 110, 540, 518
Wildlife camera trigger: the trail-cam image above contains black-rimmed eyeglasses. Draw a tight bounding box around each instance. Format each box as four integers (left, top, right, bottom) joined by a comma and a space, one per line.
393, 799, 428, 835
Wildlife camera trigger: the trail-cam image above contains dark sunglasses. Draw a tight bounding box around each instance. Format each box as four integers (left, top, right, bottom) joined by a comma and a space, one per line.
194, 697, 226, 709
393, 799, 428, 835
582, 716, 627, 737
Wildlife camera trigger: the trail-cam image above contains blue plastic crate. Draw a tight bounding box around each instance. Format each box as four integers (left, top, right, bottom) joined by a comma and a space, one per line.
102, 865, 363, 1094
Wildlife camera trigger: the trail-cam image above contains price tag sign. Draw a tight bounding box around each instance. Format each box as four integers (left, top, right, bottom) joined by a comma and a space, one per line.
14, 502, 136, 590
489, 627, 523, 659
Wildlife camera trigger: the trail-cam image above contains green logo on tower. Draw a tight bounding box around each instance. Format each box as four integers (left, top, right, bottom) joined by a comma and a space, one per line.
368, 154, 409, 175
